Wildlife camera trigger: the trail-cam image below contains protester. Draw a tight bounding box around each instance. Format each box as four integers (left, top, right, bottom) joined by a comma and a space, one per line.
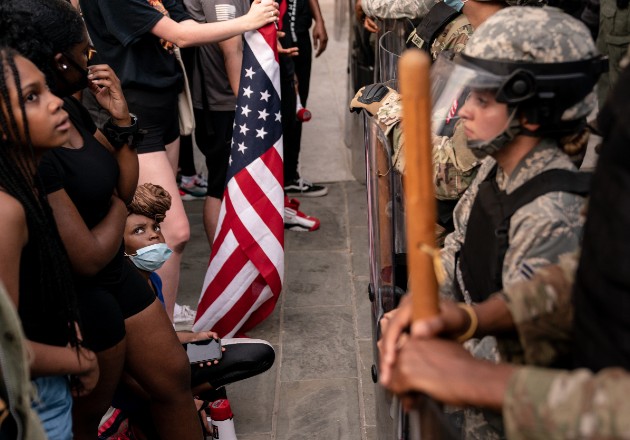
280, 0, 329, 198
0, 1, 206, 438
0, 46, 98, 440
79, 0, 279, 321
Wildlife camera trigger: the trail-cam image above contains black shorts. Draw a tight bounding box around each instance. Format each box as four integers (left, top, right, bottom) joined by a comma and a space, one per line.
77, 259, 156, 352
125, 88, 180, 154
194, 108, 235, 199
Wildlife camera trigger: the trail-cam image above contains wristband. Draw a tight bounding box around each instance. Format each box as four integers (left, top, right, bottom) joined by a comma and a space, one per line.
455, 303, 478, 343
102, 114, 143, 150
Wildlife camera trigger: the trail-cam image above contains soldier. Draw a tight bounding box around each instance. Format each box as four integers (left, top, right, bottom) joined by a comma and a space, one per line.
379, 6, 607, 437
380, 48, 630, 433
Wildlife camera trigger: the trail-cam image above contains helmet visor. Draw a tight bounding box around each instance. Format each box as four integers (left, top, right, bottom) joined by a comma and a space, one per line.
430, 56, 506, 138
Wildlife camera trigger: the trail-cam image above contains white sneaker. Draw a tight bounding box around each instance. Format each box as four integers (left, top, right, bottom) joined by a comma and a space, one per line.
173, 303, 196, 323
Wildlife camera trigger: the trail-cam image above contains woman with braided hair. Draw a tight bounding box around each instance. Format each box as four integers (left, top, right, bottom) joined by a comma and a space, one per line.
0, 1, 205, 439
0, 47, 98, 439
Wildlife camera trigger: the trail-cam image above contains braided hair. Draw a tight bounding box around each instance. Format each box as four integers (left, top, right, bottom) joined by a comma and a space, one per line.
128, 184, 172, 224
0, 48, 81, 348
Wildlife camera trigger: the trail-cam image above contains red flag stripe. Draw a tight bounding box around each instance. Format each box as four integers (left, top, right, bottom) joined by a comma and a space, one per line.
259, 143, 284, 186
233, 170, 284, 245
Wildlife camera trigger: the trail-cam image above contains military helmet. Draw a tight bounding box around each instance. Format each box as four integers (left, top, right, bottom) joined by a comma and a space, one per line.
472, 0, 547, 7
431, 6, 607, 158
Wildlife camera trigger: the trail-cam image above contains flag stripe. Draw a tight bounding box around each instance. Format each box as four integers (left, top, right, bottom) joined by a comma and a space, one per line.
212, 275, 274, 337
233, 170, 284, 245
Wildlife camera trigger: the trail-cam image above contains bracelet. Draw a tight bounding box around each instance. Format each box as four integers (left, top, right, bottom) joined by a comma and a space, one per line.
102, 113, 142, 150
455, 303, 478, 343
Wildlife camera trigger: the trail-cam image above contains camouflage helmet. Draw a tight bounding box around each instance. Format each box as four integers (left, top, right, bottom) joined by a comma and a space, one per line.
472, 0, 547, 7
462, 7, 604, 123
431, 7, 606, 159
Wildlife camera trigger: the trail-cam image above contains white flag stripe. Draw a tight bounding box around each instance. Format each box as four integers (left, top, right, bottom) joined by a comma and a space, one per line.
274, 136, 284, 160
193, 260, 259, 332
198, 229, 240, 297
223, 285, 274, 338
212, 196, 228, 243
228, 181, 284, 271
245, 31, 281, 97
245, 158, 284, 217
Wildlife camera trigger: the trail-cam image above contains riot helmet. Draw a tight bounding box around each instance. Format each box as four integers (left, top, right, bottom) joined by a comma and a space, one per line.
431, 7, 607, 158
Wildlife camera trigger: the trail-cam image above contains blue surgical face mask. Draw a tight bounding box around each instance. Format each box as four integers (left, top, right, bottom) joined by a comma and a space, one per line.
126, 243, 173, 272
444, 0, 466, 12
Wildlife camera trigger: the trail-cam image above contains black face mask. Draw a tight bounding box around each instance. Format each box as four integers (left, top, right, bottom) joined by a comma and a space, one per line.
61, 54, 89, 93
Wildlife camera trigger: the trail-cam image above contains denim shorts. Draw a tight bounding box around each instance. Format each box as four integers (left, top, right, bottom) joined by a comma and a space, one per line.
32, 376, 73, 440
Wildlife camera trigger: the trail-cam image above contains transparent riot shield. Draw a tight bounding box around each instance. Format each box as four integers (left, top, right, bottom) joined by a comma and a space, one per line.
363, 83, 460, 440
363, 83, 409, 439
375, 19, 414, 82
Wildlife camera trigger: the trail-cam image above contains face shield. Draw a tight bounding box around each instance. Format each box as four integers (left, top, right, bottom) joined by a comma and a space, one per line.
430, 55, 520, 158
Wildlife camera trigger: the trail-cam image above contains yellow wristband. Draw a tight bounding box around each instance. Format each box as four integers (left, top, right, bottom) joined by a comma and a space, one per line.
456, 303, 478, 343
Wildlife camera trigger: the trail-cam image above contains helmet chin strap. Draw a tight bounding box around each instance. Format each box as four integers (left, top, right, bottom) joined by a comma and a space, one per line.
466, 109, 522, 159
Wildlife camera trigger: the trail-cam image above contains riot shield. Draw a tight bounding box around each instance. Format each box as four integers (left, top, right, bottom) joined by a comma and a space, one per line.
363, 90, 409, 439
375, 19, 414, 82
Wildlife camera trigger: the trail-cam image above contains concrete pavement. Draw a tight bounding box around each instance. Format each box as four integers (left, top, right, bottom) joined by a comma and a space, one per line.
178, 0, 375, 438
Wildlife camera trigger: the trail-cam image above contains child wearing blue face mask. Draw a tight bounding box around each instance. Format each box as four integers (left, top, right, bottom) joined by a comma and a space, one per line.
112, 183, 275, 438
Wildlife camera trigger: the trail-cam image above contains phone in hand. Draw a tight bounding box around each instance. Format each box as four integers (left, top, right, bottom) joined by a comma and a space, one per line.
185, 338, 222, 365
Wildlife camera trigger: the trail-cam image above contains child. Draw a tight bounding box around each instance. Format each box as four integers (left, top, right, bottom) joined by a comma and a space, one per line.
116, 183, 275, 436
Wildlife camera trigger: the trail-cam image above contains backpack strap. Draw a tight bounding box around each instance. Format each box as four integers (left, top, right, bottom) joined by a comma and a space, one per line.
407, 2, 460, 52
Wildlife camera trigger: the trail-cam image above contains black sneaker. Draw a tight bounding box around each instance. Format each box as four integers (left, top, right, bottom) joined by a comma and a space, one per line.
284, 178, 328, 197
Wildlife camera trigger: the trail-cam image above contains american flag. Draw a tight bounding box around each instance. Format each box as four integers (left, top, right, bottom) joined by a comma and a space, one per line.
193, 24, 284, 338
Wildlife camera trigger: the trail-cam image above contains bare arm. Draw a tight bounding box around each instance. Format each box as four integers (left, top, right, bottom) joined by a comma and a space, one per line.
219, 35, 243, 96
0, 193, 28, 306
309, 0, 328, 57
0, 193, 99, 393
47, 190, 127, 276
151, 1, 279, 48
86, 64, 139, 203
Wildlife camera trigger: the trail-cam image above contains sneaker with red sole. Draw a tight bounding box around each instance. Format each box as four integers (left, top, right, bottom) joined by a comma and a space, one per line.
284, 197, 320, 232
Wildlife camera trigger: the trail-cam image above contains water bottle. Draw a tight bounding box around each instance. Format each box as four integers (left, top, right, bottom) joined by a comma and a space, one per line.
210, 399, 237, 440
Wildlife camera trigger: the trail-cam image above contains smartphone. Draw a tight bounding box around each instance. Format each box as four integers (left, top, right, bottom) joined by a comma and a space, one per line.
185, 338, 222, 364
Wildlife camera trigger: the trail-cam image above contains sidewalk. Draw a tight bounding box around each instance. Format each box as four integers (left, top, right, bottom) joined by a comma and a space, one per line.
178, 182, 374, 440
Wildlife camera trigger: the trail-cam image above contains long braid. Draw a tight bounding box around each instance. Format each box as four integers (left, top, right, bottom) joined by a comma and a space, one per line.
0, 48, 80, 348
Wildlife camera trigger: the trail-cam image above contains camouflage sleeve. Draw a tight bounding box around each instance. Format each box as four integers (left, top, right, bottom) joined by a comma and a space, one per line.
430, 16, 473, 60
504, 367, 630, 440
501, 252, 578, 366
433, 121, 479, 201
361, 0, 436, 19
502, 192, 584, 289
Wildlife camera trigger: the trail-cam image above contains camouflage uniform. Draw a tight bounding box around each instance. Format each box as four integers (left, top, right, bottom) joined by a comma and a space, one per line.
596, 0, 630, 107
504, 367, 630, 439
361, 0, 438, 19
429, 13, 472, 58
440, 140, 586, 305
502, 252, 579, 366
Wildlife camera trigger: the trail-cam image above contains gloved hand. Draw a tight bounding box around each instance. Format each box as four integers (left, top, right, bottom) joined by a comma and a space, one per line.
349, 83, 397, 116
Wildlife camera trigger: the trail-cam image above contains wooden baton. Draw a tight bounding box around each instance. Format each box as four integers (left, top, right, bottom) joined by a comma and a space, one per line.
398, 49, 440, 321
